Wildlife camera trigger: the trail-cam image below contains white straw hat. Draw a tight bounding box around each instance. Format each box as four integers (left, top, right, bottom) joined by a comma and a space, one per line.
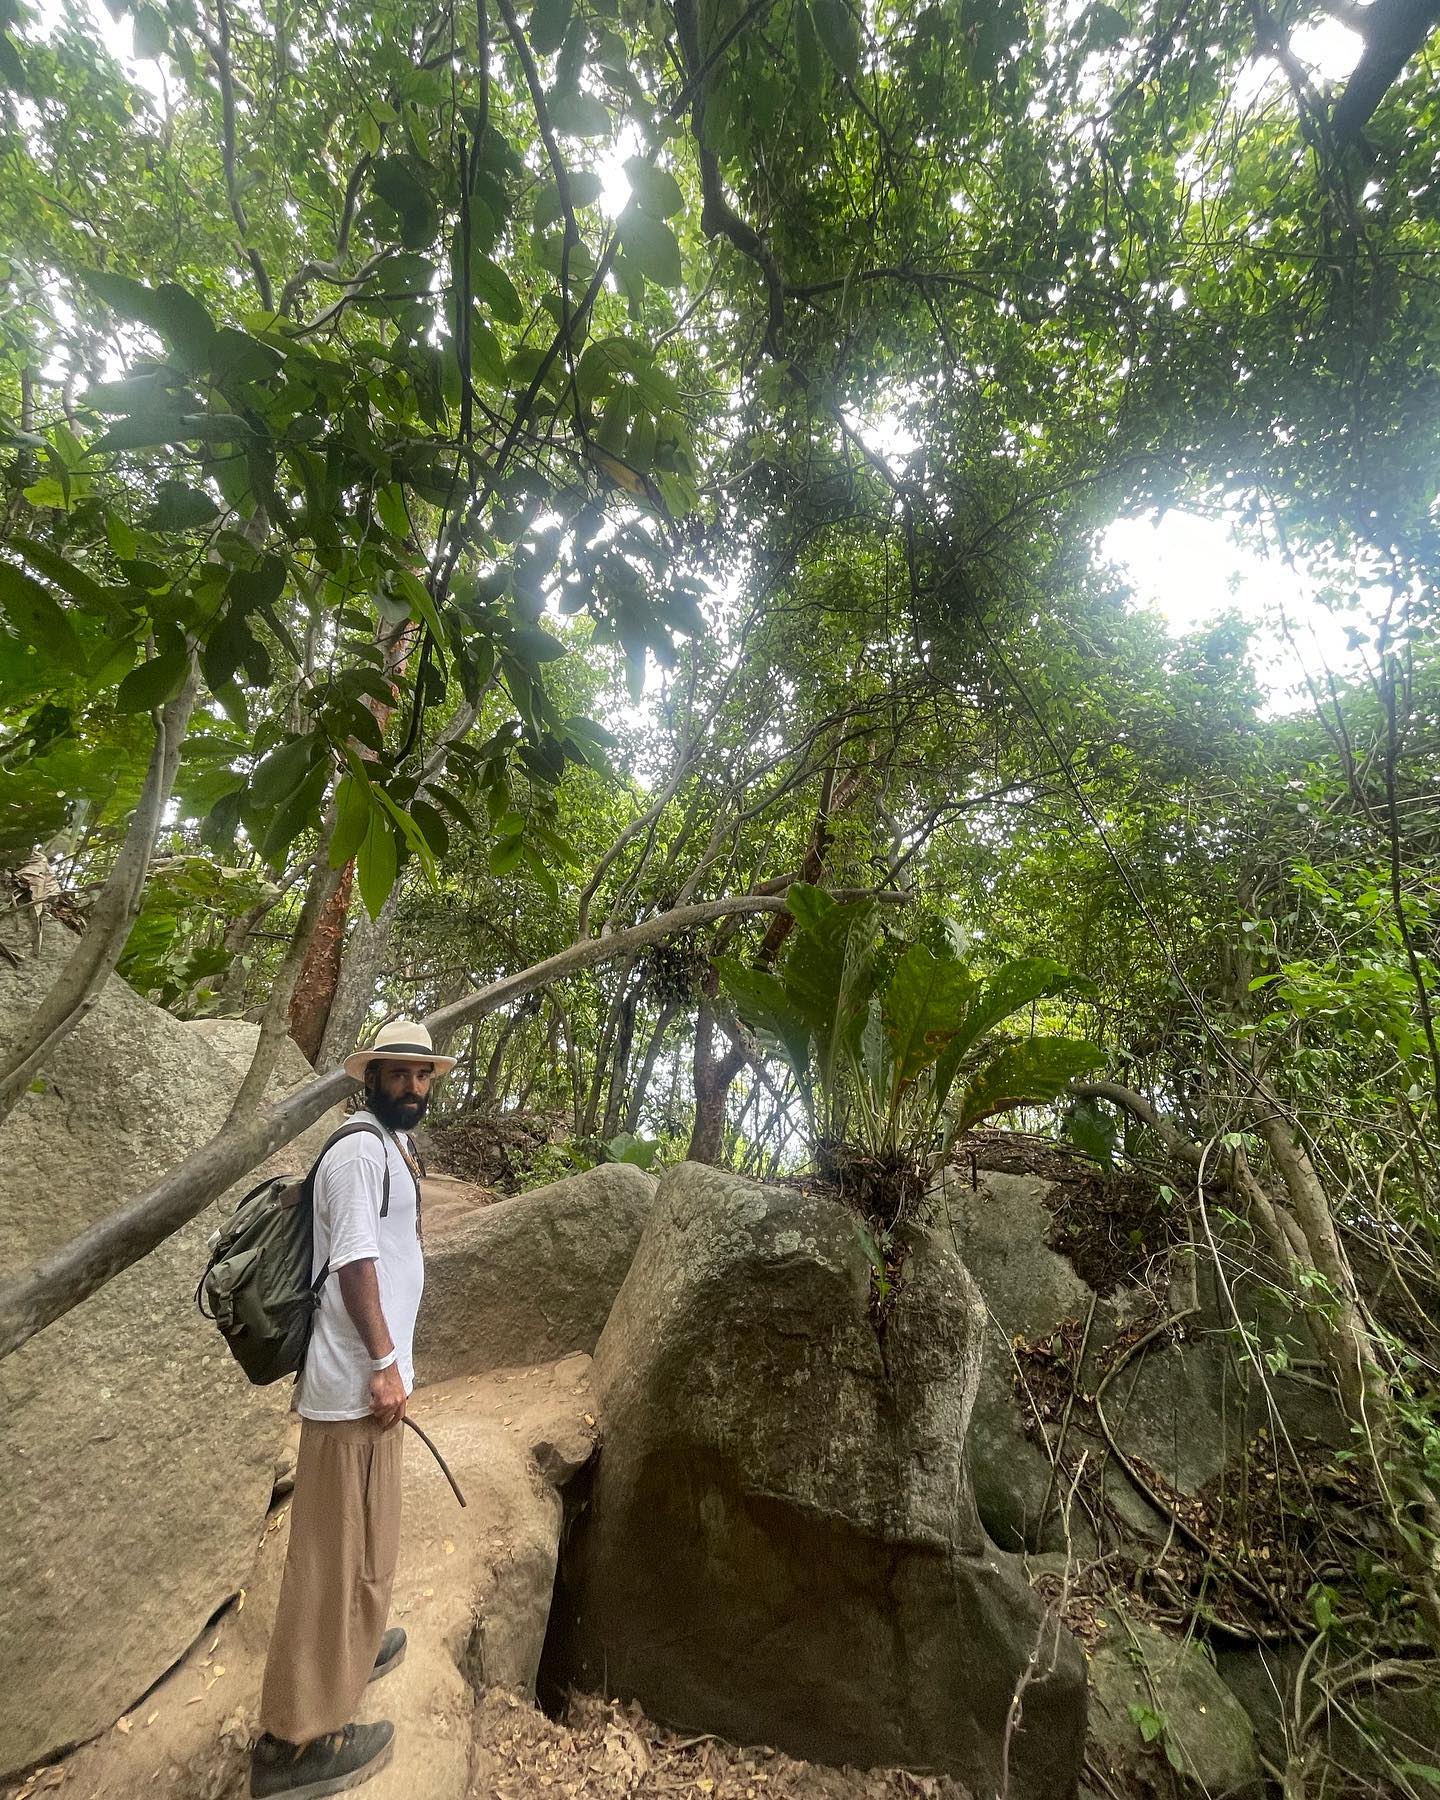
343, 1018, 457, 1083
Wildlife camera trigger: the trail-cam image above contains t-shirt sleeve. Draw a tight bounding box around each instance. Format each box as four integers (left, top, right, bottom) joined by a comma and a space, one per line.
315, 1135, 388, 1272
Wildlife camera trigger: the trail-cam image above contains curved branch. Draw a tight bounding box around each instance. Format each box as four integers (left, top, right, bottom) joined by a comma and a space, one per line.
0, 893, 789, 1362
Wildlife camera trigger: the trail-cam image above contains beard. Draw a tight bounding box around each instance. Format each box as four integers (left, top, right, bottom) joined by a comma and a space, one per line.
368, 1087, 430, 1132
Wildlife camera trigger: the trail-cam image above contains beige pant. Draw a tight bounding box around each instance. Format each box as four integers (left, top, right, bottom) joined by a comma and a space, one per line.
259, 1415, 404, 1744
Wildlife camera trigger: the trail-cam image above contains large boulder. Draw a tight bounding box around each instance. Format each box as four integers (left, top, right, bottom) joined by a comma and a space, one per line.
414, 1163, 658, 1381
0, 922, 345, 1777
545, 1161, 1088, 1800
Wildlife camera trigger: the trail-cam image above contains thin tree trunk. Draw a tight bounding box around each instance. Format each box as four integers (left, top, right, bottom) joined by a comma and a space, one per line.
601, 983, 641, 1139
0, 893, 789, 1360
624, 1000, 681, 1135
288, 863, 353, 1061
0, 663, 199, 1127
315, 882, 404, 1071
479, 1006, 528, 1105
226, 817, 342, 1125
687, 996, 746, 1164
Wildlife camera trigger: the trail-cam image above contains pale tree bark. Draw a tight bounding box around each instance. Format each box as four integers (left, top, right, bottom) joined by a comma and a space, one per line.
315, 882, 405, 1072
0, 661, 200, 1127
624, 999, 682, 1135
0, 893, 789, 1361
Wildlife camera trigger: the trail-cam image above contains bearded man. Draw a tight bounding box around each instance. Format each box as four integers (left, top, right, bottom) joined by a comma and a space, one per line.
250, 1020, 455, 1800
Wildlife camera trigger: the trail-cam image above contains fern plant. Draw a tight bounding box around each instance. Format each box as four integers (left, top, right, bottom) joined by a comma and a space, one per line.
718, 885, 1101, 1205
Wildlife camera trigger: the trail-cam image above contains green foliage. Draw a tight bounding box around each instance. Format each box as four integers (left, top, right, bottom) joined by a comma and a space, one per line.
719, 884, 1101, 1178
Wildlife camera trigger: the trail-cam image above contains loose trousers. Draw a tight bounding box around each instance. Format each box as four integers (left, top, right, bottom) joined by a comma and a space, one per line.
259, 1415, 404, 1744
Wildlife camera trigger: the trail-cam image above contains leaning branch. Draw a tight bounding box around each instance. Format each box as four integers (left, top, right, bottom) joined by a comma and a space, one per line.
0, 894, 788, 1362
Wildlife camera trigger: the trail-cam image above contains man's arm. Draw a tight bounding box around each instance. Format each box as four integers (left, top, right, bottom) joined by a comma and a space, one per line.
338, 1260, 406, 1427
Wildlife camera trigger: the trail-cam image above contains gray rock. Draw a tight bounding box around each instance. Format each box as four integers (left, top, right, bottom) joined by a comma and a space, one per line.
1216, 1642, 1440, 1785
547, 1161, 1088, 1800
1088, 1611, 1262, 1797
939, 1167, 1348, 1556
414, 1163, 658, 1380
0, 918, 346, 1777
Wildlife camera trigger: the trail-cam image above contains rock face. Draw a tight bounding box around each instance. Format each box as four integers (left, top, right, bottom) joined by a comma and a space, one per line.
939, 1166, 1346, 1555
0, 923, 345, 1777
1087, 1611, 1261, 1798
545, 1161, 1088, 1800
414, 1163, 658, 1381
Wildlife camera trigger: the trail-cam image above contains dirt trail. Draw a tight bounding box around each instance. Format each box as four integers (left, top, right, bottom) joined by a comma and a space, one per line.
5, 1354, 963, 1800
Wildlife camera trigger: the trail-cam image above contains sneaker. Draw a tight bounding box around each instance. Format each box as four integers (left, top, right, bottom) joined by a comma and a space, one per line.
368, 1628, 407, 1683
250, 1720, 395, 1798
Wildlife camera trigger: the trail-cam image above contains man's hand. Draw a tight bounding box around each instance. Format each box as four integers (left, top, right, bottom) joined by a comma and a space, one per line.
369, 1363, 407, 1428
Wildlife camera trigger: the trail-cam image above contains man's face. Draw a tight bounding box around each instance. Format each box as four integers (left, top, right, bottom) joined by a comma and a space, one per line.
366, 1059, 435, 1131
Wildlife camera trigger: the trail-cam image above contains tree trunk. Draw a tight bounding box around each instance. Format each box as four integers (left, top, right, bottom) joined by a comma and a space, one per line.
624, 1000, 681, 1134
288, 862, 353, 1061
285, 619, 418, 1062
601, 982, 641, 1139
226, 821, 343, 1125
0, 663, 200, 1126
315, 882, 404, 1071
686, 996, 746, 1164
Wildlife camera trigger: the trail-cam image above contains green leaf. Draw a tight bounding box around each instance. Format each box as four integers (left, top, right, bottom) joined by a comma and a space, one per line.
521, 840, 559, 902
618, 207, 682, 287
371, 156, 439, 250
375, 788, 439, 888
357, 806, 399, 917
116, 645, 190, 712
881, 942, 978, 1099
931, 957, 1075, 1103
529, 0, 572, 55
250, 733, 318, 808
0, 561, 84, 663
330, 772, 371, 867
812, 0, 859, 79
623, 157, 683, 219
78, 270, 217, 372
548, 90, 611, 138
794, 0, 823, 89
8, 537, 128, 621
471, 255, 525, 324
145, 480, 220, 532
953, 1039, 1104, 1135
717, 958, 812, 1085
489, 833, 524, 876
132, 5, 169, 58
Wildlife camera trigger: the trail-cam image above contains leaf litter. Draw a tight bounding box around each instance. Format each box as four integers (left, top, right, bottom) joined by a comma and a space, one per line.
469, 1690, 971, 1800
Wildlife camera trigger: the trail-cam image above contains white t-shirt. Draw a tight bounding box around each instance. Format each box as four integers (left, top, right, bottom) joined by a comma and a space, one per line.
296, 1111, 426, 1422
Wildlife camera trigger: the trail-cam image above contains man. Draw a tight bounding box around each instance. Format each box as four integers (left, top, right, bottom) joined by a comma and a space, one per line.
249, 1019, 455, 1800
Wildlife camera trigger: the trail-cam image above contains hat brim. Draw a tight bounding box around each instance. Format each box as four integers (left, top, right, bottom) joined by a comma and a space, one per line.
343, 1046, 458, 1083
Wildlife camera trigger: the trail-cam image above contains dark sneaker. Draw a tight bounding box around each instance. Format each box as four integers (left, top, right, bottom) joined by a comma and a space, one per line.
368, 1628, 407, 1683
250, 1720, 395, 1798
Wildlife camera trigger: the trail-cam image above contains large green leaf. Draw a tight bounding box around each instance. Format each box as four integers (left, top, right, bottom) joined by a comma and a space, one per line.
931, 957, 1075, 1108
716, 958, 812, 1085
617, 207, 682, 287
79, 270, 217, 372
0, 561, 84, 664
952, 1038, 1104, 1136
357, 806, 399, 917
881, 942, 978, 1100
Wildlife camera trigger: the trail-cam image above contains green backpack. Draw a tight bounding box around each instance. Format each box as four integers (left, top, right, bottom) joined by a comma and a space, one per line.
198, 1121, 390, 1386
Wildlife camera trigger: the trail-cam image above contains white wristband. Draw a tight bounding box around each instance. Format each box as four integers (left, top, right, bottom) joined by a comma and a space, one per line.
370, 1349, 398, 1372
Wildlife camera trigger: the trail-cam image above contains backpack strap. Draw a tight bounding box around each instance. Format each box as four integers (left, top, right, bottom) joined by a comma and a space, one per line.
306, 1121, 393, 1297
